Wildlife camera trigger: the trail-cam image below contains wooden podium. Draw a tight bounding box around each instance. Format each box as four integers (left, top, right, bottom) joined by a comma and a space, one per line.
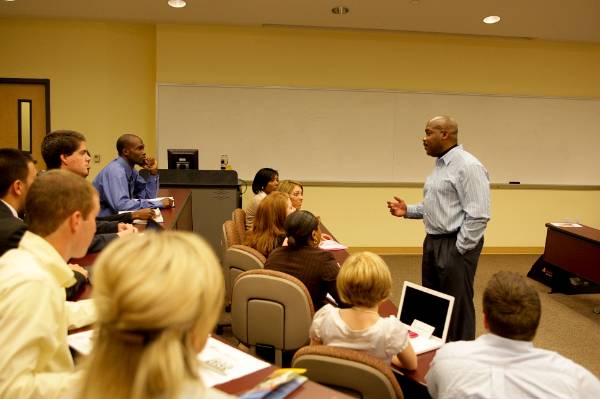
528, 223, 600, 294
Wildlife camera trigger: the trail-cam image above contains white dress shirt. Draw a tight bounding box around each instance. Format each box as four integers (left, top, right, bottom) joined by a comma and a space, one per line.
0, 232, 96, 399
426, 333, 600, 399
406, 145, 490, 254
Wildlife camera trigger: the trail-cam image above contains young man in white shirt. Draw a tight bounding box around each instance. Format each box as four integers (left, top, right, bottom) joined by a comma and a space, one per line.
426, 271, 600, 398
0, 170, 98, 399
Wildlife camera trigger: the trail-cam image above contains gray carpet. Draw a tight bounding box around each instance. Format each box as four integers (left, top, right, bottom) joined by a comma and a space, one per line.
381, 254, 600, 378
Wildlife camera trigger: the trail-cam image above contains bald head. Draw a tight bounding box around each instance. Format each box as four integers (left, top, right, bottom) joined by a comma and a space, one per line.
428, 115, 458, 137
116, 134, 142, 156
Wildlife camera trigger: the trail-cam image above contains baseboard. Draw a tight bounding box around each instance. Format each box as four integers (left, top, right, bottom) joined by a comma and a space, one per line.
348, 247, 544, 255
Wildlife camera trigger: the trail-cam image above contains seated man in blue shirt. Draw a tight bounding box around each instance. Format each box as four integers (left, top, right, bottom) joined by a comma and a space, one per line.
93, 134, 173, 216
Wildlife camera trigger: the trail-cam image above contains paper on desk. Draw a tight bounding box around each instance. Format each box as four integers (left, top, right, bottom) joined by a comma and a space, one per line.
199, 337, 270, 387
68, 329, 93, 355
319, 239, 348, 251
550, 222, 582, 228
69, 332, 269, 388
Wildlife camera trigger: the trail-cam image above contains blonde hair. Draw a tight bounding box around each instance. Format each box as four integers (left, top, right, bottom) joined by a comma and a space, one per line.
244, 191, 289, 256
78, 232, 224, 399
337, 252, 392, 307
277, 180, 303, 195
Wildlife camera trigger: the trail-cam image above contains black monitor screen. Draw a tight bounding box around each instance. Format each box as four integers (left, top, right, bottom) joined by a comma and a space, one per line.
167, 149, 198, 170
399, 286, 451, 338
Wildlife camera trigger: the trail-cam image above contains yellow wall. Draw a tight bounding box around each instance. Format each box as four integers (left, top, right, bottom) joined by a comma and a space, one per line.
0, 18, 156, 176
3, 20, 599, 250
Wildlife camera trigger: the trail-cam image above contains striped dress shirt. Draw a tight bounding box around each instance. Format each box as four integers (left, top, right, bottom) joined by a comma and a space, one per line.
406, 145, 490, 254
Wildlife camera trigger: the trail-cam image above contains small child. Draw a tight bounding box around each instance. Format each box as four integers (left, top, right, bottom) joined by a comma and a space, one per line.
309, 251, 417, 370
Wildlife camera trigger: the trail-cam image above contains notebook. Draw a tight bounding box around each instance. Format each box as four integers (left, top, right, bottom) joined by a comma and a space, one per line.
396, 281, 454, 355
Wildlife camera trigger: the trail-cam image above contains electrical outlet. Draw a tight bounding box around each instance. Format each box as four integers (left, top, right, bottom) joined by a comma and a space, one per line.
93, 154, 101, 163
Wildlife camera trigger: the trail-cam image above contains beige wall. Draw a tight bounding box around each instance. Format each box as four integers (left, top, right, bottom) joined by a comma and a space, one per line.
0, 18, 156, 176
3, 20, 599, 250
160, 24, 600, 250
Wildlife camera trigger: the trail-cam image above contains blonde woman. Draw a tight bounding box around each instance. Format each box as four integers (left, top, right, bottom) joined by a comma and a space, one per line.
75, 232, 233, 399
277, 180, 303, 210
309, 252, 417, 371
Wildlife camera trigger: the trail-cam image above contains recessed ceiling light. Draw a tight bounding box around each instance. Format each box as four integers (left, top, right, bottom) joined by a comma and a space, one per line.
483, 15, 501, 24
331, 6, 349, 15
168, 0, 186, 8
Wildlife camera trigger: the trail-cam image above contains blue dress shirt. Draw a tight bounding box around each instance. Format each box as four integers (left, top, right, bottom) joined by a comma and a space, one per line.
406, 145, 490, 254
93, 157, 162, 216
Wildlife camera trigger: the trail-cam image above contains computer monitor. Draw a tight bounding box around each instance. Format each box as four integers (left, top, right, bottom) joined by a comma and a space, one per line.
167, 149, 198, 170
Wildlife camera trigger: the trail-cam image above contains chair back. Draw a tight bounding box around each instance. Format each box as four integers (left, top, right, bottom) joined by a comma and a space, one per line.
231, 269, 314, 366
223, 245, 266, 307
232, 208, 247, 243
292, 345, 404, 399
222, 220, 240, 252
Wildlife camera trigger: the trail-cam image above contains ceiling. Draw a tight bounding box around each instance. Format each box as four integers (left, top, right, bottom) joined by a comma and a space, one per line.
1, 0, 600, 43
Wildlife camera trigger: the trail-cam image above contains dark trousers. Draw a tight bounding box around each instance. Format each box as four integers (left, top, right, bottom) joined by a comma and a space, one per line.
421, 234, 483, 342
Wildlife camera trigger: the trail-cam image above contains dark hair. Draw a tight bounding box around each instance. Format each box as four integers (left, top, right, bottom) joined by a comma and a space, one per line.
251, 168, 278, 194
116, 134, 142, 156
25, 170, 97, 236
483, 271, 541, 341
0, 148, 34, 197
284, 210, 319, 248
41, 130, 86, 169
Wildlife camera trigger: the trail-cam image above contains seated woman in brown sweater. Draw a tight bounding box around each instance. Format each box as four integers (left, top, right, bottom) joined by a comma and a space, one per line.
264, 210, 344, 311
244, 191, 294, 257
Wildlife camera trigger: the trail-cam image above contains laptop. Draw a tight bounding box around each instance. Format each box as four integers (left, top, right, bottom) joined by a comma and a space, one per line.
396, 281, 455, 355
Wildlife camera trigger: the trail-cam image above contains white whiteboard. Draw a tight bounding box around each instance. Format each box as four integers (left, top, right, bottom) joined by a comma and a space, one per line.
157, 84, 600, 185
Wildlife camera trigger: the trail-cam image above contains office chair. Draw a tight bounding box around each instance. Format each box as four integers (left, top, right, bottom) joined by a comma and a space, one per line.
292, 345, 404, 399
222, 220, 240, 254
231, 269, 314, 366
223, 244, 266, 308
231, 208, 247, 244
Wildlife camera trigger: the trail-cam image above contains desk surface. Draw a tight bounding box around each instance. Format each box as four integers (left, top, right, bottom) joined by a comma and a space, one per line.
545, 223, 600, 244
72, 188, 192, 299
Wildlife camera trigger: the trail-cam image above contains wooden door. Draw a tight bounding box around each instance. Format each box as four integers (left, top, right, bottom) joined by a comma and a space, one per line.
0, 79, 50, 169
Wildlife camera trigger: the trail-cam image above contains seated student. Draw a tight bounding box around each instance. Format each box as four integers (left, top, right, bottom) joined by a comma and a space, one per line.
426, 271, 600, 399
0, 148, 88, 300
309, 252, 417, 371
244, 191, 294, 257
0, 149, 37, 256
245, 167, 279, 230
93, 133, 174, 216
277, 180, 303, 210
41, 130, 146, 253
74, 232, 233, 399
265, 210, 343, 311
0, 170, 97, 399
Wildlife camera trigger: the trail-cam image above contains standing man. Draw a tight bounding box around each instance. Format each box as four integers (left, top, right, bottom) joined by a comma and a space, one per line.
0, 149, 36, 255
426, 272, 600, 398
93, 134, 173, 216
387, 115, 490, 341
0, 170, 97, 399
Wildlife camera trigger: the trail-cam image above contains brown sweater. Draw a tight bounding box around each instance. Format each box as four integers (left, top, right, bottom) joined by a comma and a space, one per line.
265, 245, 343, 311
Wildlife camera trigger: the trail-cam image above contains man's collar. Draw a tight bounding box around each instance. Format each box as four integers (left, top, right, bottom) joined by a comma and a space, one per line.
116, 156, 135, 173
437, 144, 459, 159
0, 199, 20, 219
19, 231, 76, 288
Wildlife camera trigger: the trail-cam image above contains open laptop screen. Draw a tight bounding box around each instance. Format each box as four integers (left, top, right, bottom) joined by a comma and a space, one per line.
398, 283, 453, 339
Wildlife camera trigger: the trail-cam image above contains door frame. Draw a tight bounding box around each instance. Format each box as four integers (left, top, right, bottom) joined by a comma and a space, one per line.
0, 77, 51, 134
